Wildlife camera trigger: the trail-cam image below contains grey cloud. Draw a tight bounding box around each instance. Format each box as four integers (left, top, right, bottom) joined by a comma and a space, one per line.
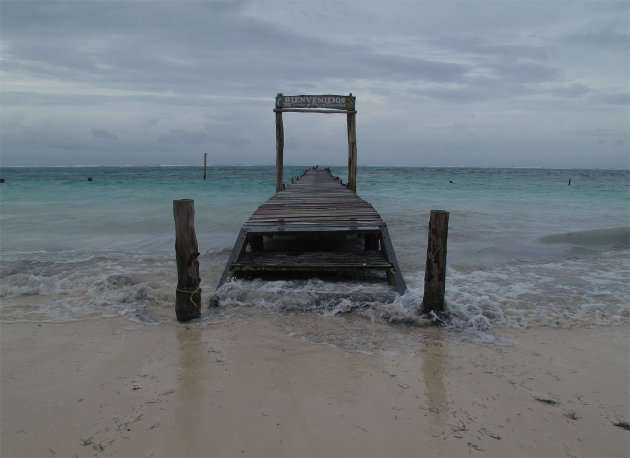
159, 129, 215, 146
435, 35, 550, 63
569, 29, 630, 48
546, 84, 591, 98
353, 52, 467, 82
590, 92, 630, 106
1, 0, 468, 97
492, 61, 562, 84
1, 91, 100, 106
92, 128, 118, 140
158, 129, 250, 148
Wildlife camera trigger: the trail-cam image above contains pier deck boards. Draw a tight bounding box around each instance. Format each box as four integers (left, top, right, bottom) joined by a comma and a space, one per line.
246, 168, 383, 227
218, 168, 406, 293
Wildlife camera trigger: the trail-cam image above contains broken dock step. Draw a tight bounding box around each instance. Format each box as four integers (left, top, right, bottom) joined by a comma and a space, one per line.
232, 250, 392, 270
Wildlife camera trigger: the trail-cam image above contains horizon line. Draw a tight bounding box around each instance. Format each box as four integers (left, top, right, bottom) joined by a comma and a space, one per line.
1, 164, 629, 171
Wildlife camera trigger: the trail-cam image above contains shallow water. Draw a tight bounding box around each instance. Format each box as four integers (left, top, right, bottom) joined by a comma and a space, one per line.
1, 166, 628, 333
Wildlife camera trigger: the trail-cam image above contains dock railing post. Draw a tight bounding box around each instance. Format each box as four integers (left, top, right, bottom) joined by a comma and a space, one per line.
420, 210, 449, 315
347, 110, 357, 192
173, 199, 201, 322
275, 93, 284, 193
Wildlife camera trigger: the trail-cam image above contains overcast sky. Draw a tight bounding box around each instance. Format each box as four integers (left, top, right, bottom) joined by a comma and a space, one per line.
1, 0, 628, 168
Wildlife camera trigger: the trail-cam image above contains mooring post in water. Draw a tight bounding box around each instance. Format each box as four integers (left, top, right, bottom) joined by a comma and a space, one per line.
204, 153, 207, 180
420, 210, 449, 315
173, 199, 201, 322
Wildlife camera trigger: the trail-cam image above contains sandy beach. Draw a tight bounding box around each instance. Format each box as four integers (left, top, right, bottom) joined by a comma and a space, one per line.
1, 314, 628, 457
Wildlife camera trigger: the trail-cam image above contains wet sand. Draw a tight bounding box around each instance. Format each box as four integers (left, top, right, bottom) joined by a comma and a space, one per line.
1, 315, 628, 457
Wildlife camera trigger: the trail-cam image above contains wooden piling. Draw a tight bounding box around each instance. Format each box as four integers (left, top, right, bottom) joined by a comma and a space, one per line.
204, 153, 207, 180
420, 210, 449, 315
173, 199, 201, 322
347, 111, 357, 192
275, 93, 284, 193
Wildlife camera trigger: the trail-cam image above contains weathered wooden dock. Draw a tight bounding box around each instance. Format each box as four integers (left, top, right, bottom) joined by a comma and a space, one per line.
173, 94, 451, 320
214, 93, 407, 295
217, 166, 406, 293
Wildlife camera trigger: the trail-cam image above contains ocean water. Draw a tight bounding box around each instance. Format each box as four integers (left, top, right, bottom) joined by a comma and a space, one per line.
1, 166, 628, 334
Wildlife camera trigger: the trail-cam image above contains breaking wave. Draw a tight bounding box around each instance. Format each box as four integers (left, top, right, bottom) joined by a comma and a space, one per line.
539, 227, 629, 247
1, 242, 628, 335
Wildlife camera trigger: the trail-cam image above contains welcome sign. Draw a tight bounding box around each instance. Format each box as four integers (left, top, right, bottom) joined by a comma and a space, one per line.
276, 94, 356, 112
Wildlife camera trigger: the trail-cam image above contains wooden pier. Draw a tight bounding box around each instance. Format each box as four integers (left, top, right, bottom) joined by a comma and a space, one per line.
216, 93, 406, 295
217, 167, 406, 293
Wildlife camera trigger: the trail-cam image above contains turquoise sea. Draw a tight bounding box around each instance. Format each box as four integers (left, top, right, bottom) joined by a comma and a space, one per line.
1, 166, 628, 334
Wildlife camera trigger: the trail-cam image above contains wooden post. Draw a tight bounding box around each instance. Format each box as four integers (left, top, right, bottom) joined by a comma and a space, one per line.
173, 199, 201, 322
347, 110, 357, 193
275, 93, 284, 193
203, 153, 207, 180
420, 210, 449, 315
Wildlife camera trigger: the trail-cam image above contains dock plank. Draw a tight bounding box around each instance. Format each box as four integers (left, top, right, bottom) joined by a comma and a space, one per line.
245, 168, 384, 228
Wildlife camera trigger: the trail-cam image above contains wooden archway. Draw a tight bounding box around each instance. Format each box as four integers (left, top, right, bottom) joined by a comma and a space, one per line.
273, 93, 357, 193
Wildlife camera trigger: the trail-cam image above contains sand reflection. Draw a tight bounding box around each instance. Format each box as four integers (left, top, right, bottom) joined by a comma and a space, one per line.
174, 325, 204, 453
421, 335, 449, 434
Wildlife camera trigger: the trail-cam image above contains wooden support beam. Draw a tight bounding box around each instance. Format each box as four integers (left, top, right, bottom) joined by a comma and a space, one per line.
216, 227, 249, 291
347, 111, 357, 193
420, 210, 449, 315
379, 225, 407, 294
275, 94, 284, 193
274, 108, 354, 114
173, 199, 201, 322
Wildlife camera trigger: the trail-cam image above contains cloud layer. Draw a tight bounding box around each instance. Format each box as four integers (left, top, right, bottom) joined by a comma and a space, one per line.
1, 0, 628, 168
